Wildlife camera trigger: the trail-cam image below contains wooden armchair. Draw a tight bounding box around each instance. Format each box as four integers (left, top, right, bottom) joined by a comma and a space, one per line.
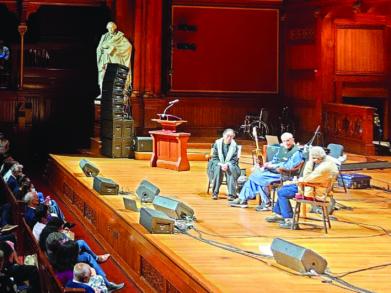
291, 175, 337, 234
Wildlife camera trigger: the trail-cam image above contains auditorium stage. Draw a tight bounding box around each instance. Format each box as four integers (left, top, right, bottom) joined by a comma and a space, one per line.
47, 154, 391, 293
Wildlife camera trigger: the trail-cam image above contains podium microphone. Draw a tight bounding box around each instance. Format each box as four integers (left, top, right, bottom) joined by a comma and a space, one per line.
168, 99, 179, 105
161, 99, 180, 119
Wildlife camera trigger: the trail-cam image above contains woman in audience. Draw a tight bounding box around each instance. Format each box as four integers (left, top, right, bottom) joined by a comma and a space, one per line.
0, 240, 41, 292
32, 204, 49, 240
46, 232, 123, 291
39, 216, 65, 250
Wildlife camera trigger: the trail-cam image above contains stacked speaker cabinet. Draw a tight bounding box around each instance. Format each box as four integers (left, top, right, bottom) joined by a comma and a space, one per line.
100, 64, 134, 158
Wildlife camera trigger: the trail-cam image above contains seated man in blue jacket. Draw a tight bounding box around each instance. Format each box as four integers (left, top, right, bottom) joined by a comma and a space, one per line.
66, 263, 95, 293
231, 132, 303, 209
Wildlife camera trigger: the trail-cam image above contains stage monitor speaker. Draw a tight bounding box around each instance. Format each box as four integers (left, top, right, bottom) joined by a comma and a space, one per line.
271, 238, 327, 274
135, 180, 160, 203
133, 136, 153, 152
152, 195, 195, 220
139, 207, 174, 234
79, 159, 100, 177
123, 197, 139, 212
93, 176, 119, 195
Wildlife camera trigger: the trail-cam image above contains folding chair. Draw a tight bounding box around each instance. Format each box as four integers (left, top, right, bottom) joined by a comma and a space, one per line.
327, 143, 347, 193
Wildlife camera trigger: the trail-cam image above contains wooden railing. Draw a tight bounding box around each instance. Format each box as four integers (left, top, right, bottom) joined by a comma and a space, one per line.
323, 103, 375, 155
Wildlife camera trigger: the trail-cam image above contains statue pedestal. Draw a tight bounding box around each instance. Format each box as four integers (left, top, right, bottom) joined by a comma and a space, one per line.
149, 119, 190, 171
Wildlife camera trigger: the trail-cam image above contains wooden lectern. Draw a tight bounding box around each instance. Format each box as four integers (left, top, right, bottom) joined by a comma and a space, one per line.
149, 118, 191, 171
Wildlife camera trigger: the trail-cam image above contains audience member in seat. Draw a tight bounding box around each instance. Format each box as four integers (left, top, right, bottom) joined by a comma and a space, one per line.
46, 232, 124, 291
265, 146, 338, 229
0, 132, 10, 162
230, 132, 302, 210
207, 128, 241, 200
24, 192, 41, 228
23, 189, 73, 229
6, 163, 23, 194
39, 216, 66, 251
0, 240, 41, 292
67, 263, 108, 293
0, 157, 17, 177
0, 250, 16, 293
32, 204, 49, 240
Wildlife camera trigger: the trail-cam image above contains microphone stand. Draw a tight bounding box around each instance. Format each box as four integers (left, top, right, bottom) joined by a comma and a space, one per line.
161, 103, 175, 119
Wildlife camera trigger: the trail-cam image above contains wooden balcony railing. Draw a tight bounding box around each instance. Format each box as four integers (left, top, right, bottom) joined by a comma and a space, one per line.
323, 103, 375, 155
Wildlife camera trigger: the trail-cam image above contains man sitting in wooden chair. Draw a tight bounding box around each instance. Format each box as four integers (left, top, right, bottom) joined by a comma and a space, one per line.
265, 146, 338, 229
207, 129, 241, 200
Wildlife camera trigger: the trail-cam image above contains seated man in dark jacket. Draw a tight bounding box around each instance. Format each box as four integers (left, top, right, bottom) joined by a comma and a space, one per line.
207, 128, 241, 200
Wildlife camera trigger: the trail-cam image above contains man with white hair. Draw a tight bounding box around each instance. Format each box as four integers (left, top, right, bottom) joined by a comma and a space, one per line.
66, 263, 95, 292
265, 146, 338, 229
207, 128, 241, 200
6, 163, 23, 194
231, 132, 302, 209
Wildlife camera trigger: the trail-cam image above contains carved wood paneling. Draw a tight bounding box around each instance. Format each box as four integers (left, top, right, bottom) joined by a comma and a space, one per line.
48, 156, 211, 292
73, 192, 84, 213
140, 256, 165, 293
84, 203, 97, 226
323, 103, 375, 155
336, 27, 385, 74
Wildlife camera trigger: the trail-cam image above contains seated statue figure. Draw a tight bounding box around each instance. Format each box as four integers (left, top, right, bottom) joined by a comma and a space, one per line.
230, 132, 303, 210
207, 129, 241, 200
96, 22, 132, 97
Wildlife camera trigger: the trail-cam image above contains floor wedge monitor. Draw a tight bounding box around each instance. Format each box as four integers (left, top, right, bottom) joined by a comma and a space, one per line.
271, 238, 328, 274
79, 159, 100, 177
139, 207, 174, 234
93, 176, 119, 195
152, 195, 195, 220
135, 180, 160, 203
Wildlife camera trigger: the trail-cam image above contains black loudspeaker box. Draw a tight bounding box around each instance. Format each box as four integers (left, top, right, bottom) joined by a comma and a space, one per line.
152, 195, 195, 220
271, 238, 328, 274
133, 136, 153, 152
135, 180, 160, 203
139, 207, 174, 234
79, 159, 100, 177
93, 176, 119, 195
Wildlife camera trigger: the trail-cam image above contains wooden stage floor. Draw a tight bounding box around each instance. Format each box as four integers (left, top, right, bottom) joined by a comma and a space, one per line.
47, 154, 391, 293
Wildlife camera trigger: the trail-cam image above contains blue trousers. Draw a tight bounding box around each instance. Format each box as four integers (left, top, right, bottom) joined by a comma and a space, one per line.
273, 184, 298, 219
76, 240, 108, 285
239, 170, 281, 204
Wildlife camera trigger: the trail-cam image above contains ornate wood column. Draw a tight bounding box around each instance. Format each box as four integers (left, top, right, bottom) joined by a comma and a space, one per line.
143, 0, 163, 98
17, 23, 27, 89
131, 0, 164, 133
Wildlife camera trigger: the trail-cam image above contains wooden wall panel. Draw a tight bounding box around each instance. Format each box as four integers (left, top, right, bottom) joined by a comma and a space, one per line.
336, 27, 385, 74
141, 96, 279, 137
285, 77, 316, 100
287, 44, 316, 69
